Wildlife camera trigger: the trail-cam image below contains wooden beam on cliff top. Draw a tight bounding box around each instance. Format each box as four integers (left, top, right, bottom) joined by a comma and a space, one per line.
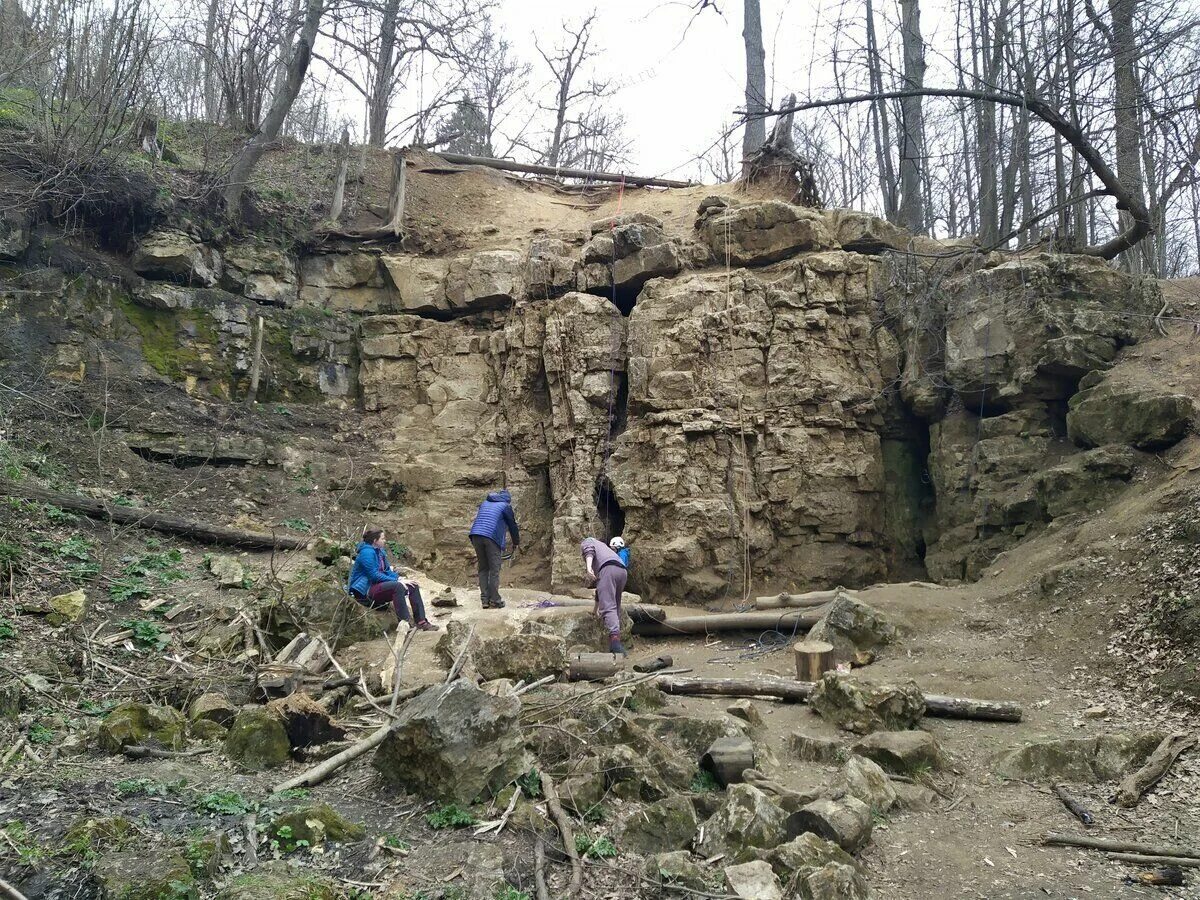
435, 152, 694, 189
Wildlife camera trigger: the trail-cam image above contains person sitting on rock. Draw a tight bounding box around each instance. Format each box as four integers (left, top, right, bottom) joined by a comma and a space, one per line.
581, 536, 628, 655
609, 535, 630, 567
468, 490, 520, 609
348, 528, 439, 631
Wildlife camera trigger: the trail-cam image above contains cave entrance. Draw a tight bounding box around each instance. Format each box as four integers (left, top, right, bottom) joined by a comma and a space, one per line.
594, 475, 625, 542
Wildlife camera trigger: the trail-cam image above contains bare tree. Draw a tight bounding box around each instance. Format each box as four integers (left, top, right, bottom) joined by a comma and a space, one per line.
897, 0, 927, 232
742, 0, 767, 167
534, 12, 611, 169
465, 28, 530, 158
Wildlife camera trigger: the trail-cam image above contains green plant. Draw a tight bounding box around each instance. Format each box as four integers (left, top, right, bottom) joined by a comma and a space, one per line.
517, 768, 542, 799
386, 540, 410, 561
115, 777, 183, 797
27, 723, 54, 744
0, 539, 22, 575
79, 698, 116, 715
109, 575, 151, 602
282, 518, 311, 532
0, 618, 15, 640
581, 803, 607, 824
112, 496, 135, 507
574, 833, 617, 859
383, 835, 412, 852
274, 787, 311, 802
2, 820, 44, 867
43, 504, 78, 523
425, 803, 477, 830
194, 789, 254, 816
690, 769, 719, 793
57, 536, 93, 561
274, 405, 293, 416
494, 887, 531, 900
120, 618, 169, 650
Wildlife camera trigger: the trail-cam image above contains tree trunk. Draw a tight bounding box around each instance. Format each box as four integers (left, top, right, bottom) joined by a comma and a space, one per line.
794, 640, 835, 681
864, 0, 898, 220
632, 610, 821, 637
222, 0, 325, 212
1108, 0, 1148, 272
367, 0, 400, 146
741, 0, 767, 170
203, 0, 219, 122
568, 653, 623, 681
897, 0, 927, 233
328, 127, 350, 221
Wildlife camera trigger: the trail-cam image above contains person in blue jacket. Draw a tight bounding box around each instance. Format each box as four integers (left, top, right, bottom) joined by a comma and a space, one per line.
468, 490, 519, 609
609, 536, 630, 567
347, 527, 439, 631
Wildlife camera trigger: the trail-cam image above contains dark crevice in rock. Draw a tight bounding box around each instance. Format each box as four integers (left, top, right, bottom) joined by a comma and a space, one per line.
594, 475, 625, 543
585, 281, 642, 316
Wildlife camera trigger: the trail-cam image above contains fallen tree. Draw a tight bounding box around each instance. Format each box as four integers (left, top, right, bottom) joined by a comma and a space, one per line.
1, 479, 310, 551
434, 152, 692, 189
632, 609, 823, 637
654, 675, 1023, 722
1043, 832, 1200, 859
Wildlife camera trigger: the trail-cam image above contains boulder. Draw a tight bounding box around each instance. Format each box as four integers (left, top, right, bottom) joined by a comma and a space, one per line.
837, 755, 896, 814
132, 230, 222, 286
445, 249, 525, 310
694, 783, 788, 863
48, 588, 88, 625
1034, 445, 1142, 518
98, 702, 186, 753
852, 730, 941, 775
724, 860, 783, 900
372, 680, 527, 802
806, 592, 895, 662
639, 711, 751, 757
994, 731, 1165, 782
93, 849, 194, 900
809, 673, 925, 734
558, 771, 607, 819
579, 222, 683, 293
759, 832, 858, 880
207, 554, 245, 588
223, 245, 298, 306
473, 632, 568, 682
892, 782, 939, 811
379, 255, 450, 314
225, 707, 290, 770
801, 862, 871, 900
785, 797, 873, 853
520, 605, 633, 649
0, 208, 29, 260
265, 692, 346, 748
1067, 378, 1192, 450
787, 732, 846, 764
696, 201, 831, 266
643, 851, 720, 895
190, 719, 229, 742
726, 700, 764, 727
216, 868, 338, 900
267, 804, 364, 850
189, 692, 237, 727
615, 796, 699, 855
271, 576, 392, 649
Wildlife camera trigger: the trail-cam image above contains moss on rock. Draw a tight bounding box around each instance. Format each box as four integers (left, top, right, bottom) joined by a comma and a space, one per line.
224, 707, 290, 770
98, 702, 186, 753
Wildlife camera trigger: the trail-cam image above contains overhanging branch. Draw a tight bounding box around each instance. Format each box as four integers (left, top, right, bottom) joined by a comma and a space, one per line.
744, 88, 1153, 260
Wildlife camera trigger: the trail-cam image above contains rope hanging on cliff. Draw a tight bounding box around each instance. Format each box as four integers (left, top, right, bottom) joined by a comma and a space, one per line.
596, 175, 627, 542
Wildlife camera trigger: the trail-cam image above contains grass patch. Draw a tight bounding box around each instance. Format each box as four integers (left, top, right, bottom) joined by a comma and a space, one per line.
574, 833, 617, 859
0, 618, 15, 640
425, 803, 476, 830
690, 769, 719, 793
194, 790, 254, 816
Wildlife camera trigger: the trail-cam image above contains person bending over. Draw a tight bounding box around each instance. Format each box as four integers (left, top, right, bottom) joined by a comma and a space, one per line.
468, 490, 520, 609
581, 536, 628, 655
347, 528, 439, 631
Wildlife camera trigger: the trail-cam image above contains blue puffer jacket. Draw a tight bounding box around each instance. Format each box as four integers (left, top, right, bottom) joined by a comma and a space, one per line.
469, 490, 520, 550
347, 542, 398, 597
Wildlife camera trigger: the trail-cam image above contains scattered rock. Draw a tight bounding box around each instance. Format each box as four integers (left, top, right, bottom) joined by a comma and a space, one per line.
190, 719, 229, 742
786, 797, 873, 853
852, 730, 941, 775
809, 673, 925, 734
1067, 377, 1192, 450
225, 707, 291, 770
807, 592, 895, 662
615, 796, 699, 855
268, 804, 364, 849
93, 849, 194, 900
759, 832, 859, 881
787, 732, 846, 764
98, 702, 186, 753
801, 862, 871, 900
47, 588, 87, 625
995, 731, 1165, 782
892, 782, 939, 811
473, 632, 568, 682
189, 692, 237, 727
266, 692, 346, 748
726, 700, 764, 727
640, 711, 751, 756
724, 859, 783, 899
207, 554, 246, 588
431, 586, 458, 607
373, 680, 527, 802
1083, 705, 1109, 719
838, 755, 897, 814
643, 851, 719, 895
694, 783, 788, 862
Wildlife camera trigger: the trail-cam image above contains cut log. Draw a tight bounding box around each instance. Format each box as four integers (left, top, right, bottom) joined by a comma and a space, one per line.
793, 640, 835, 681
531, 598, 667, 624
1108, 853, 1200, 868
700, 736, 756, 787
1053, 783, 1095, 826
633, 609, 822, 637
568, 652, 623, 682
655, 675, 1023, 722
756, 589, 849, 609
632, 654, 673, 674
1043, 832, 1200, 858
435, 151, 692, 189
1, 479, 309, 551
1122, 866, 1186, 886
1112, 732, 1195, 808
275, 632, 309, 664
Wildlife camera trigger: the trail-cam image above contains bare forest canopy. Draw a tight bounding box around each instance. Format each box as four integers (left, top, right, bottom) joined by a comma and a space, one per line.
0, 0, 1198, 274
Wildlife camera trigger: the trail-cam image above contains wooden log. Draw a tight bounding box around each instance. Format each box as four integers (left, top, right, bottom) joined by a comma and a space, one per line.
275, 632, 309, 664
541, 773, 583, 896
633, 609, 822, 637
0, 479, 310, 551
1053, 783, 1095, 825
655, 675, 1023, 722
700, 736, 755, 787
568, 652, 623, 682
794, 640, 835, 681
1043, 832, 1200, 859
1112, 732, 1195, 807
328, 127, 350, 222
1122, 866, 1186, 886
530, 598, 667, 624
632, 654, 673, 674
756, 588, 849, 609
435, 151, 692, 189
1108, 853, 1200, 869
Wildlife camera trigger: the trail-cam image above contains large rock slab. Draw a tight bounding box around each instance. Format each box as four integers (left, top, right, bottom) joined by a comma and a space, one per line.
809, 673, 925, 734
473, 632, 568, 682
445, 249, 525, 310
615, 795, 699, 854
837, 754, 897, 814
696, 201, 831, 266
852, 730, 941, 775
643, 851, 720, 895
373, 680, 527, 802
724, 860, 783, 899
579, 220, 682, 294
1067, 378, 1192, 450
1034, 445, 1143, 518
694, 783, 788, 862
995, 731, 1165, 782
223, 244, 298, 306
807, 592, 895, 662
801, 863, 871, 900
758, 832, 860, 880
132, 230, 222, 286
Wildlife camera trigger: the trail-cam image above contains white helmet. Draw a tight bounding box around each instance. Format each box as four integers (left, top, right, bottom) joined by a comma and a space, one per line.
609, 536, 626, 550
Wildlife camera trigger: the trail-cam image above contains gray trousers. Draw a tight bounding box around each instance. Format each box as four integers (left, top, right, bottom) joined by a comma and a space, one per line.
595, 563, 628, 638
471, 535, 503, 606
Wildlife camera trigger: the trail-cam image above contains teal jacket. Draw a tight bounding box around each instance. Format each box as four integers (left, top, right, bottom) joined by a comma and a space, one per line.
348, 542, 398, 596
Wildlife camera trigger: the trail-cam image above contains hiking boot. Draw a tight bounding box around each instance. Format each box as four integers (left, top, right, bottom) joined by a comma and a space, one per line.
487, 599, 506, 609
415, 620, 439, 632
609, 638, 627, 656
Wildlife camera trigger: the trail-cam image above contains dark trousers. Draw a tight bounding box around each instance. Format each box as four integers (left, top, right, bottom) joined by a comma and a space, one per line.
470, 535, 503, 606
354, 581, 427, 623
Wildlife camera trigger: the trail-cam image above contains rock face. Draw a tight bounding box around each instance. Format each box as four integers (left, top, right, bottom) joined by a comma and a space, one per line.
809, 673, 925, 734
995, 731, 1165, 782
373, 680, 526, 802
132, 230, 222, 286
1067, 376, 1192, 450
696, 201, 830, 265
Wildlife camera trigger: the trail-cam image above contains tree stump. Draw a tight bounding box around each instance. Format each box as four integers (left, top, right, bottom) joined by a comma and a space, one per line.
794, 640, 835, 681
701, 736, 756, 787
568, 652, 622, 682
